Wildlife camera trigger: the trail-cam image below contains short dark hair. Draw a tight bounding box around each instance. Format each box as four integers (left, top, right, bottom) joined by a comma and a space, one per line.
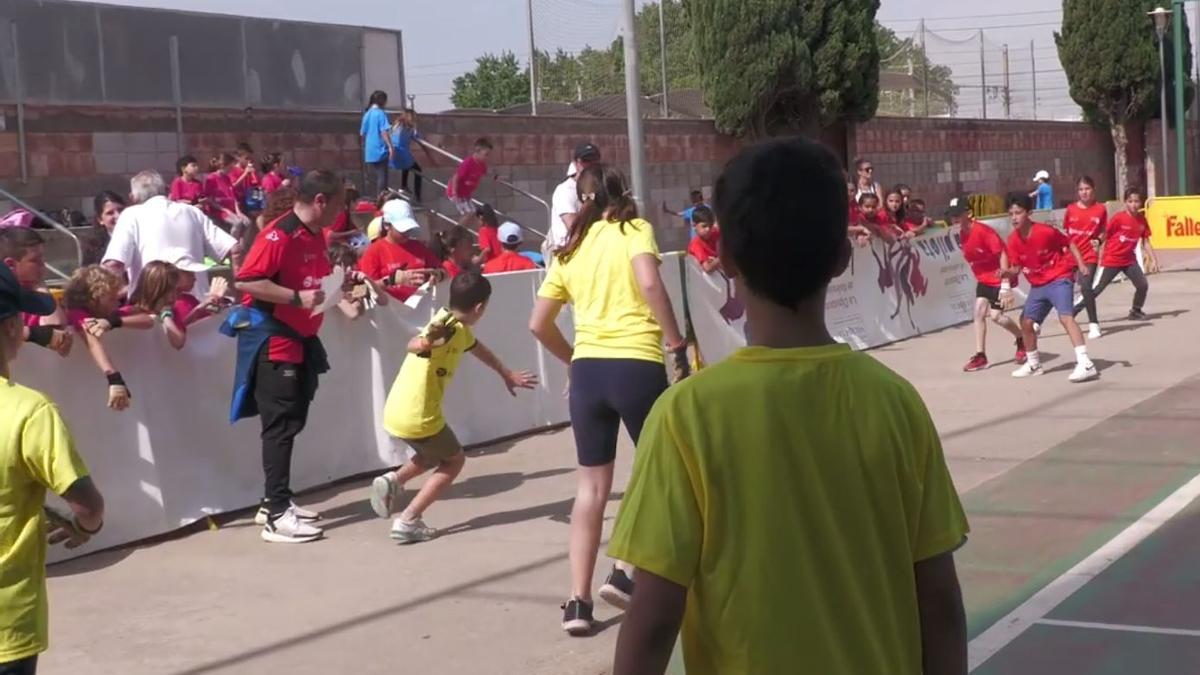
714, 138, 847, 309
0, 227, 44, 261
1006, 191, 1034, 212
474, 137, 493, 151
690, 205, 714, 225
176, 155, 198, 175
368, 90, 388, 107
297, 170, 341, 204
448, 271, 492, 311
858, 193, 880, 207
236, 142, 254, 156
93, 190, 125, 218
689, 189, 703, 200
1077, 175, 1096, 189
1124, 186, 1145, 201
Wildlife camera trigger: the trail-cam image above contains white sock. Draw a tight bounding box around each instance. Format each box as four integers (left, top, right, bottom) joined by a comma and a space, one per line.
1074, 345, 1092, 366
1026, 350, 1040, 367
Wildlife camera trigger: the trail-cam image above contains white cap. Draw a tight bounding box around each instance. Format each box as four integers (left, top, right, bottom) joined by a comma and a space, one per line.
381, 199, 420, 234
498, 222, 523, 245
1033, 170, 1050, 182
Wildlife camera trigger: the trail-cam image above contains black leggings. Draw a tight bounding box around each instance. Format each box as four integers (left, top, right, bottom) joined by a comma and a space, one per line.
569, 358, 668, 467
0, 656, 37, 675
1075, 263, 1099, 324
1074, 264, 1148, 315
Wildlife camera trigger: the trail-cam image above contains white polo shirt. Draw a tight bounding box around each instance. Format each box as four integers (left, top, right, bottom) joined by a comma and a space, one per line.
549, 175, 579, 253
103, 195, 237, 295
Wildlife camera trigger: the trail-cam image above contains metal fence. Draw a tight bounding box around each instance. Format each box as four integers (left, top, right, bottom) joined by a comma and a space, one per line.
0, 0, 403, 111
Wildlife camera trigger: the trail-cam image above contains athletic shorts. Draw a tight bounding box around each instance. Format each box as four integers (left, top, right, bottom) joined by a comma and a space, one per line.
1023, 277, 1075, 323
394, 425, 463, 467
450, 197, 474, 216
976, 283, 1002, 311
569, 358, 668, 467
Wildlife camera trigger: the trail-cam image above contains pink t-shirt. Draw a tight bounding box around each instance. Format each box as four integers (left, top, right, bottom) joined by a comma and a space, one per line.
66, 305, 139, 331
173, 293, 202, 332
22, 311, 42, 328
204, 172, 238, 219
448, 156, 488, 200
170, 177, 205, 204
229, 165, 260, 201
261, 172, 284, 195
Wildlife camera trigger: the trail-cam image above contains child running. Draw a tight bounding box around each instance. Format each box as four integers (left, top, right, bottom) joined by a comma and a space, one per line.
446, 138, 493, 216
946, 195, 1026, 371
1077, 187, 1159, 321
1005, 193, 1097, 382
1062, 176, 1106, 338
608, 137, 968, 675
368, 272, 537, 542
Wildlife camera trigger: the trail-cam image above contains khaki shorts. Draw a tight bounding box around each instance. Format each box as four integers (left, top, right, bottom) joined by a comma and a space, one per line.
395, 426, 463, 467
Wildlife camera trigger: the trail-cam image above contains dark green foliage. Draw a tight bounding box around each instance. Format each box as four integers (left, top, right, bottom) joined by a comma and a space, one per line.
450, 52, 529, 110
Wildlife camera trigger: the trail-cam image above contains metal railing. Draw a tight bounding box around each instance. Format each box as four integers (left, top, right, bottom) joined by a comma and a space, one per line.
0, 186, 83, 282
416, 139, 551, 241
384, 187, 474, 238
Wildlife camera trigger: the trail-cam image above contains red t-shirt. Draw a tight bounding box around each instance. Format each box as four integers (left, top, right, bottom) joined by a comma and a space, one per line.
1101, 211, 1150, 268
65, 305, 139, 331
236, 213, 332, 364
230, 165, 260, 201
23, 311, 42, 328
448, 156, 488, 200
1063, 202, 1107, 265
687, 231, 720, 265
173, 293, 202, 332
1006, 223, 1076, 287
960, 221, 1005, 287
170, 177, 205, 205
357, 236, 442, 301
482, 250, 538, 274
443, 259, 465, 278
478, 225, 503, 260
261, 171, 284, 195
204, 172, 238, 219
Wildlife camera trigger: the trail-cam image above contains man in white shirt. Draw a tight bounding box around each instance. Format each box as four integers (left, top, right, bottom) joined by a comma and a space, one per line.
102, 170, 239, 296
547, 142, 601, 256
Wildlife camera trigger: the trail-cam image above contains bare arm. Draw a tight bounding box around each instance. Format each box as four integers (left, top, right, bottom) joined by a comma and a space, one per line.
471, 340, 538, 395
1142, 237, 1160, 273
529, 297, 573, 365
915, 552, 968, 675
632, 254, 684, 347
612, 570, 687, 675
80, 329, 118, 376
162, 316, 187, 350
61, 476, 105, 533
119, 313, 156, 331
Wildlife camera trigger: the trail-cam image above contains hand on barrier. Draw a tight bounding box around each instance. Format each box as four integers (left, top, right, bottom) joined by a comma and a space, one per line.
83, 317, 114, 338
44, 507, 93, 550
47, 328, 73, 356
106, 372, 132, 411
503, 370, 539, 396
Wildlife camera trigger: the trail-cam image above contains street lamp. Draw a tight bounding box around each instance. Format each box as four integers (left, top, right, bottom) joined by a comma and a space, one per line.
1150, 6, 1172, 196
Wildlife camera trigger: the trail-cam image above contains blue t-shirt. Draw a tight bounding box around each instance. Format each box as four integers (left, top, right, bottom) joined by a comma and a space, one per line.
1035, 182, 1054, 210
390, 126, 419, 170
360, 106, 390, 163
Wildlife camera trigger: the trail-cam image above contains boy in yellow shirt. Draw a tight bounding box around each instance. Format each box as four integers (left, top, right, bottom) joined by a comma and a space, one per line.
367, 271, 536, 543
608, 139, 969, 675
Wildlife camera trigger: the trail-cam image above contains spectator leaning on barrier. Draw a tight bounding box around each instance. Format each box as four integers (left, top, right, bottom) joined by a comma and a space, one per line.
686, 205, 721, 273
103, 170, 240, 298
482, 223, 537, 274
0, 263, 106, 675
548, 142, 602, 254
0, 228, 70, 357
229, 169, 344, 545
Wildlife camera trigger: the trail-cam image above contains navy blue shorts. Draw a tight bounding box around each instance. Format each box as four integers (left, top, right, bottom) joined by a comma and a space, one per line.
569, 358, 668, 467
1023, 277, 1075, 323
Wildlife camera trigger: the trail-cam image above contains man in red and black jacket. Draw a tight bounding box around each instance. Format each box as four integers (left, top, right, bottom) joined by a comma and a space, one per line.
233, 169, 343, 544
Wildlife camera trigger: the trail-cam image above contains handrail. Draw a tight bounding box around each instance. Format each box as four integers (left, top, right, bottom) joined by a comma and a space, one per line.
384, 187, 475, 239
416, 138, 552, 240
0, 186, 83, 281
421, 172, 547, 242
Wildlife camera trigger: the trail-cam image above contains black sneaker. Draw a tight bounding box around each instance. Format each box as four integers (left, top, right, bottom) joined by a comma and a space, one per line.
1129, 308, 1148, 320
561, 598, 594, 636
598, 567, 635, 610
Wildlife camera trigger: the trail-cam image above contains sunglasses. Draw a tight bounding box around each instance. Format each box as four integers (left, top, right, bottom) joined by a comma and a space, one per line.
862, 167, 874, 173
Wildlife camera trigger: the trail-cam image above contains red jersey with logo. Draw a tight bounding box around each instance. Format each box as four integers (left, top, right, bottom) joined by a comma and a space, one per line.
687, 231, 721, 265
1062, 202, 1107, 265
1101, 211, 1151, 268
1006, 223, 1076, 287
236, 213, 332, 364
358, 236, 442, 301
960, 221, 1006, 287
478, 225, 503, 260
482, 250, 538, 274
448, 156, 488, 200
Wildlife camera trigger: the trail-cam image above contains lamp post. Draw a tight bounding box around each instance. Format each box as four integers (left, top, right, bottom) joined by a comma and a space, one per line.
1151, 7, 1172, 196
1172, 0, 1188, 194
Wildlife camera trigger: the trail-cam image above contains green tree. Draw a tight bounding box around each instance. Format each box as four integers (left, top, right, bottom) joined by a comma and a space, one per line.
634, 0, 701, 96
875, 24, 957, 117
1056, 0, 1193, 192
450, 52, 529, 110
684, 0, 881, 137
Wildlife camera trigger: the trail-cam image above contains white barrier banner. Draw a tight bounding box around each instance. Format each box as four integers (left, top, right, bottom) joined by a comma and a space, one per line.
17, 269, 571, 562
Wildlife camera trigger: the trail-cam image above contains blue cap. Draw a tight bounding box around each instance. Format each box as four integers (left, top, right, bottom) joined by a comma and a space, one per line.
0, 263, 55, 321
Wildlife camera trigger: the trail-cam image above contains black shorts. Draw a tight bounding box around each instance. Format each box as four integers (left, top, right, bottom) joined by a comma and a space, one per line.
976, 283, 1002, 311
569, 358, 668, 467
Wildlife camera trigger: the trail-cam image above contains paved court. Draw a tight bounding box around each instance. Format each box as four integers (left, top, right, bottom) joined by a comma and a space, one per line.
41, 266, 1200, 674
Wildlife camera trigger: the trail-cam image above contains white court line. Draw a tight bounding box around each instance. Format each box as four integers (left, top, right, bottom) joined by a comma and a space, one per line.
1035, 618, 1200, 638
967, 471, 1200, 671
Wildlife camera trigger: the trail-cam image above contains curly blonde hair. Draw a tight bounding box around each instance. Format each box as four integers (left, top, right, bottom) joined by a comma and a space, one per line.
64, 265, 123, 316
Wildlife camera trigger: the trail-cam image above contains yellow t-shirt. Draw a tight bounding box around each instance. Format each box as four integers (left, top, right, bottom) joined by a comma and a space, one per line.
0, 376, 89, 663
382, 308, 477, 439
538, 217, 664, 364
608, 344, 969, 675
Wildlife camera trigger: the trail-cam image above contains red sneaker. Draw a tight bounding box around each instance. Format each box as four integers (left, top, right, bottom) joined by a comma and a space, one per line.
1015, 338, 1028, 365
963, 353, 988, 372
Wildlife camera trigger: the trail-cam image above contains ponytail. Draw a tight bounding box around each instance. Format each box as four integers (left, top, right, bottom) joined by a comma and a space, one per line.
558, 163, 639, 264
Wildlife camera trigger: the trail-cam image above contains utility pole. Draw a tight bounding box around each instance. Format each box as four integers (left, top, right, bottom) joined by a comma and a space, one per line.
907, 54, 916, 117
1030, 40, 1038, 120
1002, 43, 1011, 119
526, 0, 537, 115
979, 29, 988, 119
920, 19, 930, 116
658, 0, 669, 118
1173, 0, 1188, 194
622, 0, 650, 214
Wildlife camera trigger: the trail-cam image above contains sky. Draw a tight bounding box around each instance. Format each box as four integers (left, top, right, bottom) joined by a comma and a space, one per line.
68, 0, 1200, 119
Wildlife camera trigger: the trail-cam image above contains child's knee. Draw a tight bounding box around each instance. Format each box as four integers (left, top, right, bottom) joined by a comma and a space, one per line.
440, 452, 466, 474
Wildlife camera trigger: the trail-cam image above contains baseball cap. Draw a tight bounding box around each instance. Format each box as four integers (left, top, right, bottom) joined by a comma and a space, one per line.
945, 194, 972, 219
0, 263, 55, 321
381, 199, 421, 234
573, 142, 601, 163
1032, 170, 1050, 182
498, 222, 523, 245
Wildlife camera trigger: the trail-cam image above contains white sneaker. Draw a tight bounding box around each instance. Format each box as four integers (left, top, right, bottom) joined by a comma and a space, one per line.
1087, 323, 1102, 340
1068, 362, 1099, 383
1033, 322, 1042, 336
390, 517, 437, 544
1012, 362, 1044, 378
254, 501, 321, 526
261, 507, 324, 544
369, 474, 403, 519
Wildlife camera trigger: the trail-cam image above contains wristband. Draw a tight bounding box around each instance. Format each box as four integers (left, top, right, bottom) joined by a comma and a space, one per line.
75, 518, 103, 535
106, 372, 127, 387
1000, 281, 1012, 291
108, 313, 123, 329
158, 308, 175, 323
290, 289, 302, 307
27, 325, 53, 347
